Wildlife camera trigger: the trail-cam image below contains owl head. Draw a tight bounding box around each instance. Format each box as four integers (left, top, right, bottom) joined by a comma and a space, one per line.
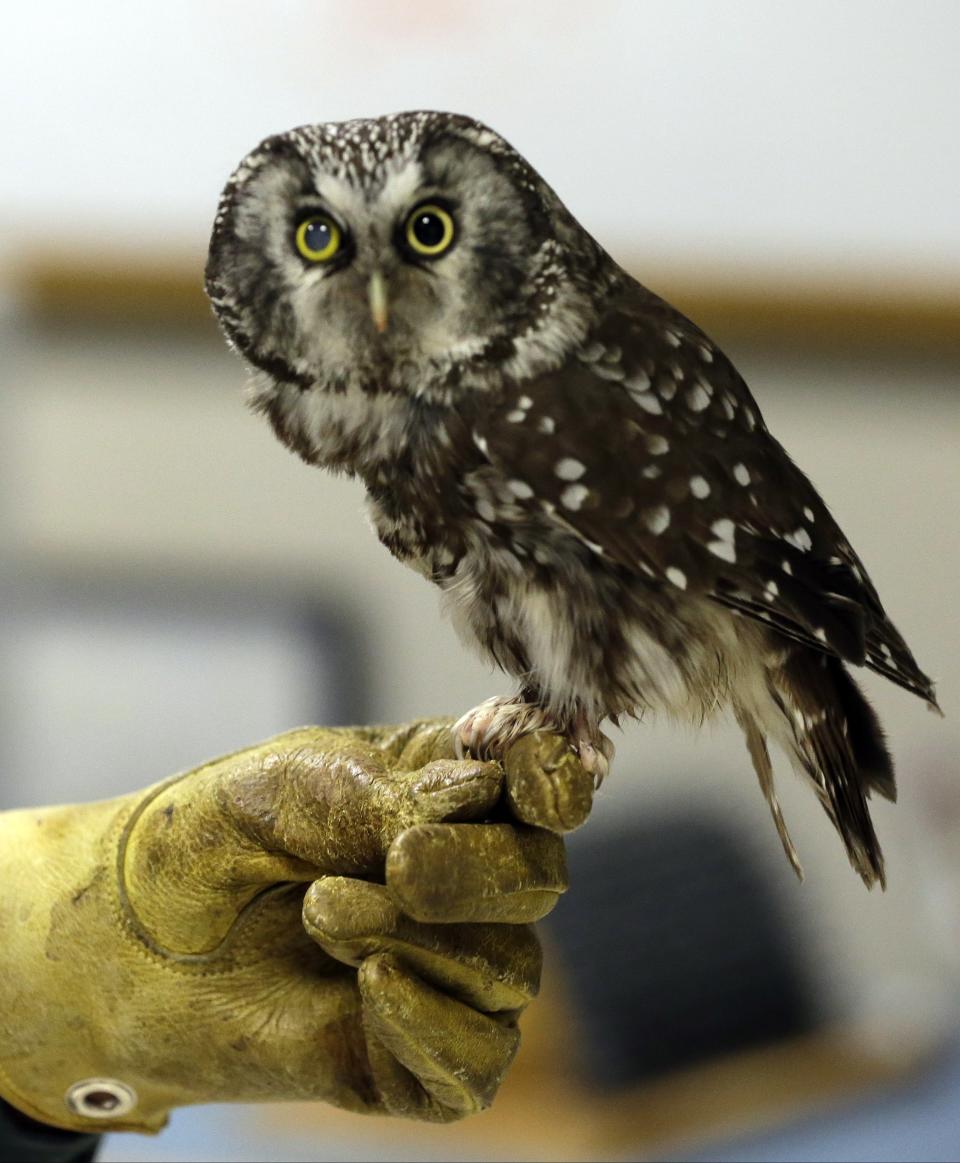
205, 112, 609, 408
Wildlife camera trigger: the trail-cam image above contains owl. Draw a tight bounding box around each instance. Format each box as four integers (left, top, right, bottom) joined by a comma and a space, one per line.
206, 111, 939, 887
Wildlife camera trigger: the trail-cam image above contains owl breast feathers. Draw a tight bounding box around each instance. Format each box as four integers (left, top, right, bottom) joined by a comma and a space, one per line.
206, 111, 939, 887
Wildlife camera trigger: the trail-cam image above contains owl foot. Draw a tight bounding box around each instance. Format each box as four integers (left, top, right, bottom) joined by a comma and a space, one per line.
453, 698, 615, 786
453, 695, 559, 763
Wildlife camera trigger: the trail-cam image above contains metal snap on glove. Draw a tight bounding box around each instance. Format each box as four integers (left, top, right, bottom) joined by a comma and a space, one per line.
0, 720, 593, 1133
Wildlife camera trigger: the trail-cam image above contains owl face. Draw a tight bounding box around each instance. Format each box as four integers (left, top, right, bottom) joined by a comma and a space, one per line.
206, 112, 601, 401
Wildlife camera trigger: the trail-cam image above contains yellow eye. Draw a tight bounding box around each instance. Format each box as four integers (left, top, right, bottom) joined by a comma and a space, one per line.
295, 215, 342, 263
404, 203, 455, 257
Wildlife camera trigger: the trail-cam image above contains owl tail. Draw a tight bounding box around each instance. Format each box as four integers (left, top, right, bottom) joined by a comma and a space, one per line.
737, 650, 895, 889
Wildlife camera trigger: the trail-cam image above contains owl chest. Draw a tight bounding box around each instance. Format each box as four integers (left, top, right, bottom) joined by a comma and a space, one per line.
364, 467, 470, 580
366, 456, 569, 584
439, 501, 629, 710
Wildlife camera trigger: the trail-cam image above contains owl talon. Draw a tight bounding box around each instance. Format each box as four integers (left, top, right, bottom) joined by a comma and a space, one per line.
571, 724, 615, 786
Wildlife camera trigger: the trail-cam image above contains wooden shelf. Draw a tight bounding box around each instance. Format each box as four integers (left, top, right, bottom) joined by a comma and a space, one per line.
9, 247, 959, 352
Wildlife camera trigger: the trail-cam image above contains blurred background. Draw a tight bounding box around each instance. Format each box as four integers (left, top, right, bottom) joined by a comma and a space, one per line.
1, 2, 958, 1160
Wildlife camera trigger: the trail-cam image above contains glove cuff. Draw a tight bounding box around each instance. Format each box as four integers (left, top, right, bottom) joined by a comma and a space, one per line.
0, 799, 169, 1134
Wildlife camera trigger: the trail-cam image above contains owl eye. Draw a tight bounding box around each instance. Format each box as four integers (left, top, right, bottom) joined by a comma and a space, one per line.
294, 214, 342, 263
403, 204, 455, 258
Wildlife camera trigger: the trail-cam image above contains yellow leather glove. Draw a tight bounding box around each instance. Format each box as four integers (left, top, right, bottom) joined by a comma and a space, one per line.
0, 721, 592, 1134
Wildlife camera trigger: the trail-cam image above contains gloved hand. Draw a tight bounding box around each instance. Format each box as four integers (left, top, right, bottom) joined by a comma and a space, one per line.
0, 720, 593, 1134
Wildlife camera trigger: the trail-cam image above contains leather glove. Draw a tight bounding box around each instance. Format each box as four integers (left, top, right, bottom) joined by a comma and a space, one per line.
0, 720, 592, 1134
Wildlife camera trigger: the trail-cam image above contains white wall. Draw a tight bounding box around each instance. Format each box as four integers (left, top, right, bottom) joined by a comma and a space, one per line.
0, 0, 958, 275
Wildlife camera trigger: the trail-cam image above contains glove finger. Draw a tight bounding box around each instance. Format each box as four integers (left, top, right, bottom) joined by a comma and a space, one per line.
303, 877, 541, 1013
362, 1031, 457, 1123
359, 953, 520, 1117
369, 719, 458, 767
219, 740, 503, 879
404, 757, 504, 825
503, 732, 594, 833
386, 822, 567, 923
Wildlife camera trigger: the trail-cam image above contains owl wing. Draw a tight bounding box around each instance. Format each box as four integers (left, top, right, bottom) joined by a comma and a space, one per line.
474, 281, 937, 706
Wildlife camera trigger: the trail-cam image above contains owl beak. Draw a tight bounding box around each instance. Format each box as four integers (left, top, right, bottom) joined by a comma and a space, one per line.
368, 271, 389, 333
